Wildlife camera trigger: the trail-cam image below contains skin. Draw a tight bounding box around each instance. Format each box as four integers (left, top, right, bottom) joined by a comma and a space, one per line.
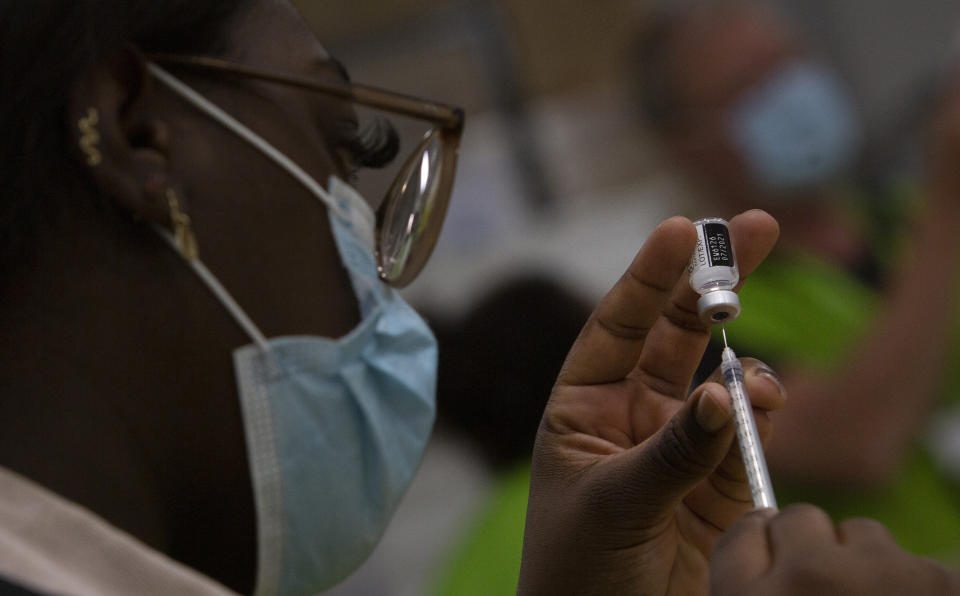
519, 210, 787, 595
657, 4, 960, 487
712, 505, 960, 595
0, 1, 361, 592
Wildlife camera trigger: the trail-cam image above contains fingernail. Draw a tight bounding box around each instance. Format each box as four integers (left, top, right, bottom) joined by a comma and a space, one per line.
752, 364, 786, 399
695, 389, 730, 433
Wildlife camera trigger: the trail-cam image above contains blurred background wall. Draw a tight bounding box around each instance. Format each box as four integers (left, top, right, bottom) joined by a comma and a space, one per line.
293, 0, 960, 316
290, 2, 960, 595
771, 0, 960, 134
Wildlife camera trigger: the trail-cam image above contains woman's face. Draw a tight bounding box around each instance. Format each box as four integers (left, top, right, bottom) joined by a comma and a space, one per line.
31, 3, 381, 590
161, 0, 365, 340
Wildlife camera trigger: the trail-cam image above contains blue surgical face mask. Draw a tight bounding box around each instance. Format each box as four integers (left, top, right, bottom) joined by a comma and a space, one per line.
727, 61, 862, 194
148, 64, 438, 596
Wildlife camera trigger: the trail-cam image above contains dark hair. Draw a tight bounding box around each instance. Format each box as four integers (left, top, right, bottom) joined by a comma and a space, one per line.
430, 276, 592, 470
0, 1, 252, 278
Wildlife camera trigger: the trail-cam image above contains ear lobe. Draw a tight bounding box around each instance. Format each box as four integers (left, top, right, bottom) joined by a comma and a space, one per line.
69, 46, 176, 226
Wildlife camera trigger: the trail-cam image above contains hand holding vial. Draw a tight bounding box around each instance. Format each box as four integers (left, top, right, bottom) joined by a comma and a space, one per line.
519, 212, 785, 596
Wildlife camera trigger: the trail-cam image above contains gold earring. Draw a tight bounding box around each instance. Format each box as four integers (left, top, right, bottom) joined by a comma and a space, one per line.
77, 108, 102, 167
167, 189, 199, 261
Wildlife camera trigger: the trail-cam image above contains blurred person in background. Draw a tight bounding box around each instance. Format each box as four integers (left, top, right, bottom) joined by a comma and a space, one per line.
634, 0, 960, 561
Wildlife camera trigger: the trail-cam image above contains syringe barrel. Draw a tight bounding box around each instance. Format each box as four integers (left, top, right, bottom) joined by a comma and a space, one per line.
721, 349, 778, 510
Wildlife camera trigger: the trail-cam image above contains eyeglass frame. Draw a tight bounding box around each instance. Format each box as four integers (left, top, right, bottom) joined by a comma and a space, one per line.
146, 53, 465, 287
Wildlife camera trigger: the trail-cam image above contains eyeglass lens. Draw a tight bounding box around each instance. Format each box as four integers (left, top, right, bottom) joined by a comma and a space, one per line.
376, 128, 458, 287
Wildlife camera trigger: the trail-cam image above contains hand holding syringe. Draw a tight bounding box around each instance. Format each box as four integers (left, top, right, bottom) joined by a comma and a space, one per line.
690, 218, 778, 510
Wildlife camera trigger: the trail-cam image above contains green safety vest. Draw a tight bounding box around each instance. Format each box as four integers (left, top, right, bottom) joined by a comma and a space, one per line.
738, 255, 960, 560
430, 465, 529, 596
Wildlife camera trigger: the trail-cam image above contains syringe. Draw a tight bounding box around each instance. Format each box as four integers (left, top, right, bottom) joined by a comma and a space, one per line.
720, 327, 778, 510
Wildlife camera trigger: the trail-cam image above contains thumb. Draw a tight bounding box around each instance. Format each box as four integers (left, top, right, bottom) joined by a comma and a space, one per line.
618, 384, 735, 523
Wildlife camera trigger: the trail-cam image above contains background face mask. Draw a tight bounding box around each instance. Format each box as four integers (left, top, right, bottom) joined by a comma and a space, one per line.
147, 64, 439, 596
727, 61, 863, 194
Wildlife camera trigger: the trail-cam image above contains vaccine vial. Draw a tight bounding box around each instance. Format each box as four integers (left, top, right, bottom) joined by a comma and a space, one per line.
689, 218, 741, 324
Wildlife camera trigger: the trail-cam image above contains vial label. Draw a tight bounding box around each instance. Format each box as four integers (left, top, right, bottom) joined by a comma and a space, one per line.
694, 222, 734, 268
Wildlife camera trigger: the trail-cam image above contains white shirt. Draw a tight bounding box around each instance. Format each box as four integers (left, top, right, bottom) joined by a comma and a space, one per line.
0, 466, 237, 596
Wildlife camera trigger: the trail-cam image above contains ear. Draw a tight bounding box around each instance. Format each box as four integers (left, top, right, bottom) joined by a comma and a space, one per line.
68, 46, 178, 225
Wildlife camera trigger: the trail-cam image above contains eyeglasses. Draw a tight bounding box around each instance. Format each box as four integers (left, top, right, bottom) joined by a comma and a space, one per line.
148, 54, 464, 288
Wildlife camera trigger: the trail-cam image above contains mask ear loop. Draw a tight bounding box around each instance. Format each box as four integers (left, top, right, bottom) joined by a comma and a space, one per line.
147, 63, 381, 356
153, 226, 271, 352
146, 63, 347, 219
147, 63, 318, 355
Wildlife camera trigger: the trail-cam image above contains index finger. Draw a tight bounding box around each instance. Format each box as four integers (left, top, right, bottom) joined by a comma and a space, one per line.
557, 216, 697, 386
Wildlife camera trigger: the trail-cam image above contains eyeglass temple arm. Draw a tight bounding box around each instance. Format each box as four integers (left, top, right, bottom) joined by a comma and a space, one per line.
147, 54, 464, 134
351, 87, 464, 135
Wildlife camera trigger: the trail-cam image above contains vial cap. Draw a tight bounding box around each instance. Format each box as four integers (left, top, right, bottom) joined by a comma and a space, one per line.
697, 290, 741, 325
